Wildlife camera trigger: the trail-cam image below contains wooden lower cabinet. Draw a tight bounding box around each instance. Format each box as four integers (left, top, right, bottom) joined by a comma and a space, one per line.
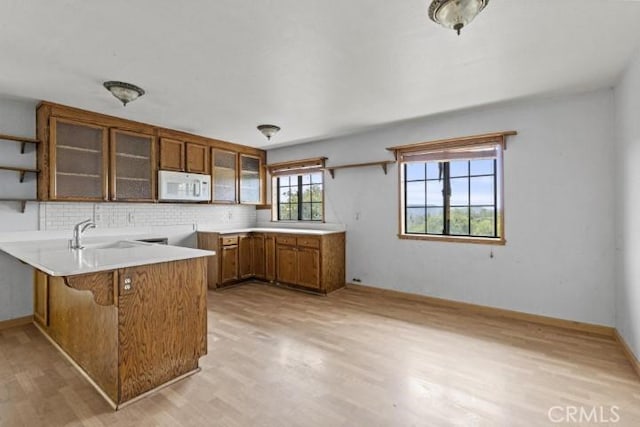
198, 231, 345, 294
296, 247, 321, 289
33, 258, 207, 408
197, 232, 219, 289
239, 235, 253, 279
265, 234, 276, 281
33, 270, 49, 326
220, 244, 239, 284
253, 234, 266, 279
275, 237, 322, 290
276, 244, 298, 285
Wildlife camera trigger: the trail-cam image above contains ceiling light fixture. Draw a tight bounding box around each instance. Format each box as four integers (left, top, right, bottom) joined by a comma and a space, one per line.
103, 81, 145, 106
257, 124, 281, 141
428, 0, 489, 35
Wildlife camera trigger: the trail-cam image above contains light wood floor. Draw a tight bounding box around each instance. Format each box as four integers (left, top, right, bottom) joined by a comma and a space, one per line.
1, 282, 639, 426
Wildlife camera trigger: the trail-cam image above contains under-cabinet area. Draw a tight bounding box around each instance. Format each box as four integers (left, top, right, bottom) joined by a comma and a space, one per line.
197, 229, 346, 294
35, 102, 266, 204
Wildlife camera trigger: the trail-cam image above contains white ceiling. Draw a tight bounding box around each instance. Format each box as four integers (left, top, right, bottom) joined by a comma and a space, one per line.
1, 0, 640, 148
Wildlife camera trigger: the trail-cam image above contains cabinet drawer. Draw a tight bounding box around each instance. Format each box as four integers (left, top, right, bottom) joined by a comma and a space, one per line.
221, 236, 238, 246
297, 237, 320, 248
276, 235, 297, 246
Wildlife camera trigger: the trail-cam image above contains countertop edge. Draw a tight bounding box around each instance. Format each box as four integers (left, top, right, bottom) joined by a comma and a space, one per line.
196, 228, 345, 236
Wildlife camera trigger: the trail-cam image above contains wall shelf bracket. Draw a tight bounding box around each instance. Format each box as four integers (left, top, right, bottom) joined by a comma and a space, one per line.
0, 133, 40, 154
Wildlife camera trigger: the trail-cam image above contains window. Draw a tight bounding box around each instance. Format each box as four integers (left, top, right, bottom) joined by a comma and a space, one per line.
267, 157, 326, 222
276, 172, 323, 221
389, 132, 515, 244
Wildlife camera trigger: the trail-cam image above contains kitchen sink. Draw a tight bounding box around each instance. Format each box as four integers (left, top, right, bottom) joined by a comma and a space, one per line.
86, 240, 148, 250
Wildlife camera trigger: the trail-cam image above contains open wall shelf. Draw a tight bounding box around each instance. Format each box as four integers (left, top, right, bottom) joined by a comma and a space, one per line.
0, 133, 40, 154
0, 199, 37, 213
0, 133, 40, 213
0, 166, 40, 182
325, 160, 395, 179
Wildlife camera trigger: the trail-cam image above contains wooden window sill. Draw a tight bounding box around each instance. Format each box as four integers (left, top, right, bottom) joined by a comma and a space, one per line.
398, 233, 506, 246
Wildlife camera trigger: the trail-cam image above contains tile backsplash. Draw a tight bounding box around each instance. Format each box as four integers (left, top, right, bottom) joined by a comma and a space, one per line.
39, 202, 256, 231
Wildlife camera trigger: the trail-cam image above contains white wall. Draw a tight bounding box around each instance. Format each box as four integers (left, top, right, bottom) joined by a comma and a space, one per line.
614, 51, 640, 358
0, 97, 40, 322
0, 98, 257, 322
268, 90, 616, 326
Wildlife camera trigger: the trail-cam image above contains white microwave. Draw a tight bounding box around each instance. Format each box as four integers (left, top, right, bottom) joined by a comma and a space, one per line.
158, 171, 211, 202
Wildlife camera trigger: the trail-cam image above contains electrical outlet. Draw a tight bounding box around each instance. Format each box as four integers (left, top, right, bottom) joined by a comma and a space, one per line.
352, 278, 362, 283
93, 204, 102, 224
128, 212, 135, 224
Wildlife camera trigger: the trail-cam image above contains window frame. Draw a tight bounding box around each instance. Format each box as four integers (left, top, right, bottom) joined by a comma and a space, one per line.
274, 172, 324, 222
266, 157, 327, 223
388, 131, 516, 245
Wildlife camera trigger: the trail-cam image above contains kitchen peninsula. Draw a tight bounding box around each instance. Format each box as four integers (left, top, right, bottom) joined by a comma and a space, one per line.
0, 238, 214, 409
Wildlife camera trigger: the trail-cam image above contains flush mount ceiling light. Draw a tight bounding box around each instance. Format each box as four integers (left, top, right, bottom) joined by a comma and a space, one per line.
257, 124, 281, 141
428, 0, 489, 35
103, 81, 145, 106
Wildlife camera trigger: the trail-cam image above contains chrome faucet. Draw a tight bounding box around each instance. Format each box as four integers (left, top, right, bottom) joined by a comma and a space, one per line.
71, 219, 96, 250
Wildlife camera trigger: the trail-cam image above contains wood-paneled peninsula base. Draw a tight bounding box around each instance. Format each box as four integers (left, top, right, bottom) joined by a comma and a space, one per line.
33, 257, 208, 409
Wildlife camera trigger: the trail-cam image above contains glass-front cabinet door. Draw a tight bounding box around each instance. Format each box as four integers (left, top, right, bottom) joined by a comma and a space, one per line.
110, 129, 155, 201
239, 154, 262, 204
50, 118, 109, 200
212, 149, 237, 203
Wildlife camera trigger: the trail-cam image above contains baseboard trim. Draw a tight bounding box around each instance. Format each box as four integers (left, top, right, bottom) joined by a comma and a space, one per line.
0, 315, 33, 331
615, 330, 640, 379
347, 283, 615, 337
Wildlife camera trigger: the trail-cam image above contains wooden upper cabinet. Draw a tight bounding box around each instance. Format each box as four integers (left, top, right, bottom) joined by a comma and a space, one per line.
212, 149, 237, 203
239, 154, 262, 204
37, 102, 267, 203
159, 138, 185, 171
49, 118, 109, 201
110, 130, 155, 202
186, 143, 210, 175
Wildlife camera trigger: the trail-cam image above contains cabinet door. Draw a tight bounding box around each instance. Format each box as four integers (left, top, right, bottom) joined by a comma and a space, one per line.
186, 143, 210, 174
197, 232, 219, 289
34, 270, 49, 326
50, 118, 109, 200
212, 149, 237, 203
220, 245, 239, 284
159, 138, 185, 171
253, 234, 266, 279
239, 154, 262, 204
297, 247, 321, 289
239, 235, 253, 279
265, 235, 276, 281
276, 244, 297, 285
110, 130, 155, 201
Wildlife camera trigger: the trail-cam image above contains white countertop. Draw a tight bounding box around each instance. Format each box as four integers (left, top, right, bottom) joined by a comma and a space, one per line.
197, 227, 344, 236
0, 239, 214, 277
